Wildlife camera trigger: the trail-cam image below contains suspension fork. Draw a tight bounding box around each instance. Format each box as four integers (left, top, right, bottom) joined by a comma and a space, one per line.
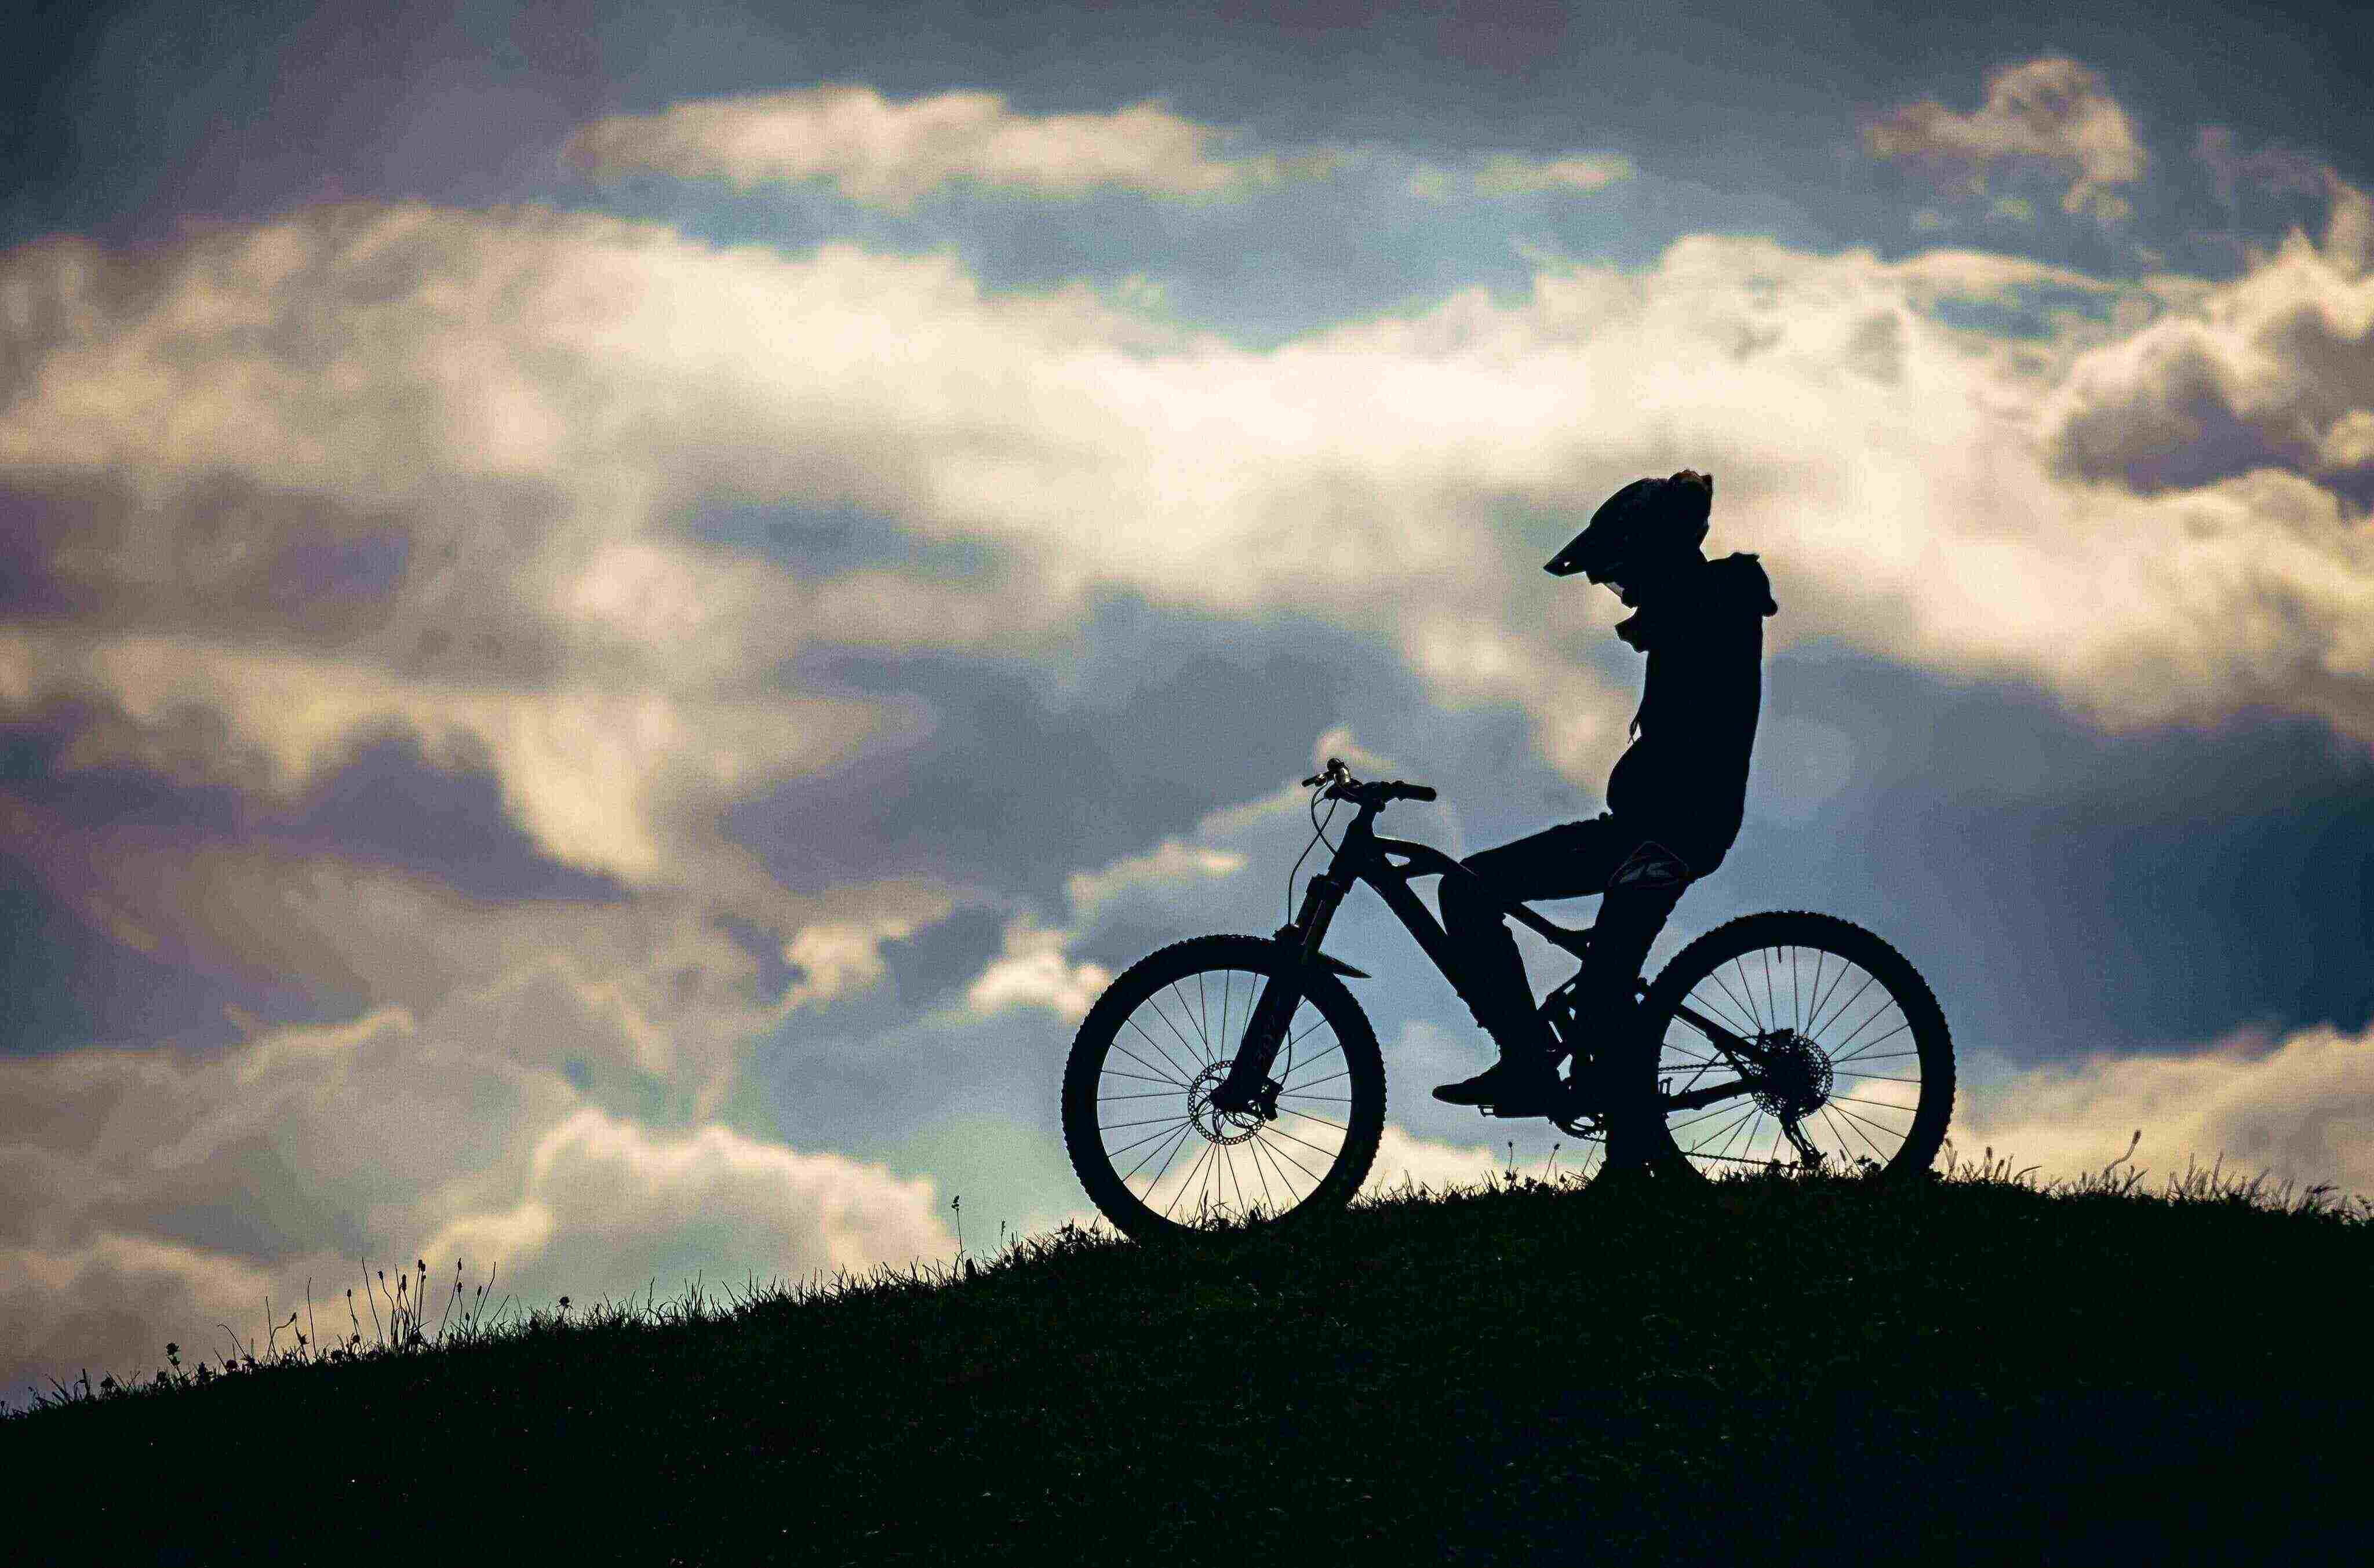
1207, 868, 1349, 1118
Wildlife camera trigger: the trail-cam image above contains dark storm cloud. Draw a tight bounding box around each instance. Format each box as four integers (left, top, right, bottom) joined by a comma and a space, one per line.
877, 903, 1007, 1012
0, 465, 577, 701
2, 719, 619, 906
2048, 334, 2374, 505
1714, 648, 2374, 1068
2197, 127, 2330, 212
0, 853, 287, 1056
2050, 345, 2365, 502
0, 713, 628, 1056
687, 502, 1001, 584
727, 596, 1432, 906
73, 1130, 376, 1261
1, 475, 413, 646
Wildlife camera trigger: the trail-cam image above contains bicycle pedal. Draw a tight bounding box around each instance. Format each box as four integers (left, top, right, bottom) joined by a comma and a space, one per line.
1477, 1096, 1572, 1120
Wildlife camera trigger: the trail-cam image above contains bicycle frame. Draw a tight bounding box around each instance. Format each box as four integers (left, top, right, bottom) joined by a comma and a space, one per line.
1208, 792, 1771, 1124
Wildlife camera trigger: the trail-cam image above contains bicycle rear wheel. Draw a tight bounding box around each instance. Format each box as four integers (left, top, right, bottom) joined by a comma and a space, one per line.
1638, 911, 1954, 1180
1062, 934, 1386, 1242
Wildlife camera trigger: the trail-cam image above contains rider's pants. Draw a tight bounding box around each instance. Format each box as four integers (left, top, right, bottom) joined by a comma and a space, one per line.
1436, 812, 1693, 1066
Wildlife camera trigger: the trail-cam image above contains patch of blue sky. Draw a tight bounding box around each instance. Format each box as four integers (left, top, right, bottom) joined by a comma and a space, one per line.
750, 1000, 1060, 1152
875, 1108, 1091, 1241
742, 1012, 1112, 1243
1925, 283, 2125, 340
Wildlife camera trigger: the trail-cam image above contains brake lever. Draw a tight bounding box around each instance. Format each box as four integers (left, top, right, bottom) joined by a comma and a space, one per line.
1300, 756, 1350, 789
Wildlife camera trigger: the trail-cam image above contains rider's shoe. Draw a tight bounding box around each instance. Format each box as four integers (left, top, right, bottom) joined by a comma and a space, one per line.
1432, 1053, 1566, 1113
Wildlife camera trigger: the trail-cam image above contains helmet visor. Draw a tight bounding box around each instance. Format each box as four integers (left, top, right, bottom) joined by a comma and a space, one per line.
1543, 532, 1605, 578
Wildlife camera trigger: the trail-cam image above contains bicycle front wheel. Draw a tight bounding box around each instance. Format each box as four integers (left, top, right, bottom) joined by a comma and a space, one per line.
1062, 934, 1386, 1242
1639, 911, 1955, 1180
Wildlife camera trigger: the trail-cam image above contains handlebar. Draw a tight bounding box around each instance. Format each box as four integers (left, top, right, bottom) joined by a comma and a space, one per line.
1300, 757, 1436, 807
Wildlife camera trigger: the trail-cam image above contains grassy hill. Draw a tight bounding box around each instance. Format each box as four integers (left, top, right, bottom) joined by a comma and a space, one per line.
8, 1150, 2369, 1565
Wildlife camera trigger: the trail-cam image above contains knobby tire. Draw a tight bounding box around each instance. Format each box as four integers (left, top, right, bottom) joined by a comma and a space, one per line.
1062, 934, 1386, 1244
1639, 910, 1956, 1182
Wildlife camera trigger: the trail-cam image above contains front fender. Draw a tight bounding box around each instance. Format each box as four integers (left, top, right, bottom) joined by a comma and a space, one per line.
1269, 927, 1370, 979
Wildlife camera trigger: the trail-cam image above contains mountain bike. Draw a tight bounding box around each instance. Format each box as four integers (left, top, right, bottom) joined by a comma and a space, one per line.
1062, 759, 1955, 1241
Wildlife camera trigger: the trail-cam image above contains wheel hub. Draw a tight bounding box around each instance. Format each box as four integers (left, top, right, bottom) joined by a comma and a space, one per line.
1750, 1029, 1833, 1120
1188, 1063, 1269, 1144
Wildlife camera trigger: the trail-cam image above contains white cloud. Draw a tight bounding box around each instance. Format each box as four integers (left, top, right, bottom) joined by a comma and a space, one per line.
9, 191, 2374, 870
0, 911, 955, 1399
1360, 1122, 1510, 1199
781, 907, 951, 1011
0, 1234, 285, 1398
963, 813, 1263, 1021
0, 626, 885, 892
2043, 180, 2374, 494
564, 84, 1341, 211
13, 140, 2374, 1400
964, 918, 1112, 1022
420, 1106, 949, 1303
1064, 839, 1246, 921
1478, 152, 1633, 196
1866, 57, 2145, 222
1953, 1020, 2374, 1199
1410, 152, 1633, 200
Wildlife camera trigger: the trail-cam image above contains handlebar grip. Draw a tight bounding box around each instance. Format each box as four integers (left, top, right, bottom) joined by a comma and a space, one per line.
1397, 783, 1437, 802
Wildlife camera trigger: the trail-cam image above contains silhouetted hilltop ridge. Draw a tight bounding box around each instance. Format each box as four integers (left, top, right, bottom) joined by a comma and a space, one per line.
6, 1153, 2368, 1564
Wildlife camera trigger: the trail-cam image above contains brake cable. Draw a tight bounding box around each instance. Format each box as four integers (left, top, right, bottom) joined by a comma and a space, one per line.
1283, 784, 1341, 927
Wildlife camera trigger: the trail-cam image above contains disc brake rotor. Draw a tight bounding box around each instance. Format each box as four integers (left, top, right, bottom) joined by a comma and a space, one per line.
1188, 1062, 1266, 1145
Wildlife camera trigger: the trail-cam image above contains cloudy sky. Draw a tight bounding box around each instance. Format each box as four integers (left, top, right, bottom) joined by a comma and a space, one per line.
5, 0, 2370, 1400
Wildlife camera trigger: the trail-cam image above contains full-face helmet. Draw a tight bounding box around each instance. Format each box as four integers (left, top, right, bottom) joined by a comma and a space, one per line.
1545, 470, 1713, 582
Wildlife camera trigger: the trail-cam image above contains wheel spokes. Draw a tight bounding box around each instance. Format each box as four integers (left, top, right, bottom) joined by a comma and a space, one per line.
1661, 942, 1925, 1175
1097, 965, 1353, 1230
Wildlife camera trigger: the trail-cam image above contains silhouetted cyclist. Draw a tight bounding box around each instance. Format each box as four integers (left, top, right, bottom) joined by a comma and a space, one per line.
1432, 470, 1777, 1157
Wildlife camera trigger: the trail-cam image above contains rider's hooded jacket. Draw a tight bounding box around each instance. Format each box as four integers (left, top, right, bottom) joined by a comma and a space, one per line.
1603, 551, 1778, 877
